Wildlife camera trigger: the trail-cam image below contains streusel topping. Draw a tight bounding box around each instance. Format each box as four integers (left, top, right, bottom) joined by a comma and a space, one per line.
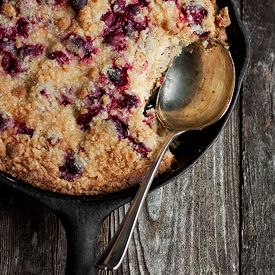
0, 0, 230, 195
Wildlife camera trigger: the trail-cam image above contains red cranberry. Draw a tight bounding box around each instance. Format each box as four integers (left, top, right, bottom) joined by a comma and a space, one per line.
107, 66, 129, 87
63, 33, 96, 61
0, 26, 16, 41
40, 89, 50, 98
101, 10, 115, 27
101, 0, 149, 50
127, 136, 151, 157
85, 88, 105, 106
127, 4, 141, 15
143, 112, 154, 128
0, 40, 15, 55
77, 106, 102, 131
18, 44, 44, 59
103, 30, 127, 51
110, 115, 128, 139
16, 18, 30, 38
60, 153, 83, 182
0, 27, 16, 54
59, 94, 74, 106
48, 50, 71, 66
139, 0, 150, 7
123, 16, 149, 36
0, 113, 13, 132
16, 122, 35, 137
1, 52, 23, 76
112, 0, 126, 12
53, 0, 69, 6
110, 116, 151, 156
134, 142, 151, 157
181, 5, 208, 25
110, 94, 138, 110
119, 94, 138, 109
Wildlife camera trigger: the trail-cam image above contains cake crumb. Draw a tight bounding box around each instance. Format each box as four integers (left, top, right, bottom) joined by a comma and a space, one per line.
76, 88, 88, 99
12, 86, 27, 98
0, 140, 6, 157
216, 7, 231, 28
55, 17, 71, 31
1, 3, 16, 18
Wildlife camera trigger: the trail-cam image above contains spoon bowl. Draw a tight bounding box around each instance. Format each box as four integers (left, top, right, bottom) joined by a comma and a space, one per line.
97, 40, 236, 271
157, 41, 235, 132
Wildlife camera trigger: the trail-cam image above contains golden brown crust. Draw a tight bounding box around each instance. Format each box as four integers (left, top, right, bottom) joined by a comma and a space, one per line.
0, 0, 230, 195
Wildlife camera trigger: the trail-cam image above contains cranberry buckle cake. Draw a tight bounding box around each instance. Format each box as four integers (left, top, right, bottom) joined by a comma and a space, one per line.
0, 0, 230, 195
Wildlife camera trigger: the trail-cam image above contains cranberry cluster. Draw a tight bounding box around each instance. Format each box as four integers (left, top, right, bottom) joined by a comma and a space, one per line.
74, 62, 151, 160
63, 32, 97, 62
0, 18, 45, 75
164, 1, 208, 29
47, 32, 97, 66
181, 5, 208, 25
0, 113, 35, 137
101, 0, 150, 51
111, 115, 151, 157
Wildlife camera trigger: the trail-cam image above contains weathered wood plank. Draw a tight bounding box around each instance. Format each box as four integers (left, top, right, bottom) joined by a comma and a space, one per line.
241, 0, 275, 274
98, 101, 241, 274
0, 186, 66, 275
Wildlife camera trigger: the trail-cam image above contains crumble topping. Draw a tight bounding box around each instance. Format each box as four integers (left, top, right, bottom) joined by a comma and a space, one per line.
0, 0, 230, 195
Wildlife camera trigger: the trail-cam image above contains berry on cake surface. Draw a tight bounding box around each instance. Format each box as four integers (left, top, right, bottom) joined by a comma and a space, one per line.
0, 0, 231, 195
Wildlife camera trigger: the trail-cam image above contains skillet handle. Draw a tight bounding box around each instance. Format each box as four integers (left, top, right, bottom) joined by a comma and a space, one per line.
0, 171, 129, 274
59, 208, 102, 275
43, 198, 125, 275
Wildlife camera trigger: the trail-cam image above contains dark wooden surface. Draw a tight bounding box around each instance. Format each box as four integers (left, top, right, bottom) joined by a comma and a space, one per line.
0, 1, 274, 274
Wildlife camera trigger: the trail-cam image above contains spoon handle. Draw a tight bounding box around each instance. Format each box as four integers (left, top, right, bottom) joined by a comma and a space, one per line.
96, 133, 176, 270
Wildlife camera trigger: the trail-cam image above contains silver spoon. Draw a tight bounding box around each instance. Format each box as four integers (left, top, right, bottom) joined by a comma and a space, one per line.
97, 41, 235, 270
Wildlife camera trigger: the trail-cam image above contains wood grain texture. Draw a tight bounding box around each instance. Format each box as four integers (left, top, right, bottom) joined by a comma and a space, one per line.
241, 0, 275, 274
97, 107, 241, 275
0, 186, 66, 275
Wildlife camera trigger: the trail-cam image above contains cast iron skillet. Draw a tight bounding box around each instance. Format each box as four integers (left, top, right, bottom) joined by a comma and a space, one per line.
0, 1, 250, 274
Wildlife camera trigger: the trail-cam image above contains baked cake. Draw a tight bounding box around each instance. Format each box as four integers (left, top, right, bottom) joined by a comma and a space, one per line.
0, 0, 230, 195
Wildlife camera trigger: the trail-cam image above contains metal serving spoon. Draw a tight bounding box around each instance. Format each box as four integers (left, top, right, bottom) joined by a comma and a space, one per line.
97, 41, 235, 270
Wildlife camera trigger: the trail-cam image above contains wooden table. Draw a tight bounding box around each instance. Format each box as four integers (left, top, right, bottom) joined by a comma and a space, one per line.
0, 1, 274, 274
